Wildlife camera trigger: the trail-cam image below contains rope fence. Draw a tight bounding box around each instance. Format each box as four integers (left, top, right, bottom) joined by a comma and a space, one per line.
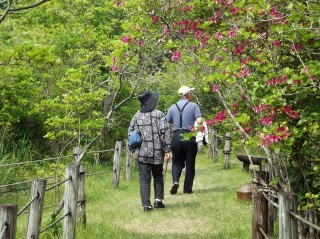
290, 210, 320, 232
0, 155, 72, 167
40, 212, 70, 234
86, 170, 113, 177
253, 176, 320, 239
45, 176, 71, 192
0, 175, 56, 190
0, 141, 133, 239
17, 193, 39, 216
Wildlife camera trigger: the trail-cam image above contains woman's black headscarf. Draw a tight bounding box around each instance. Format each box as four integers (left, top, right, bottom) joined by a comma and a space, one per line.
137, 90, 159, 113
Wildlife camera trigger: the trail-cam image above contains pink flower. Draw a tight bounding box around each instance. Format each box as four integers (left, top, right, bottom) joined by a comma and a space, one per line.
230, 7, 238, 15
235, 45, 244, 55
215, 12, 221, 18
228, 26, 238, 38
272, 40, 282, 47
172, 51, 181, 61
241, 57, 250, 65
137, 41, 143, 47
260, 116, 274, 125
195, 30, 203, 39
115, 0, 120, 6
253, 104, 269, 114
121, 36, 131, 43
215, 31, 222, 39
216, 56, 222, 61
239, 68, 249, 77
260, 133, 278, 147
292, 43, 302, 51
152, 15, 159, 22
212, 85, 219, 92
282, 106, 300, 119
112, 65, 119, 72
215, 0, 222, 3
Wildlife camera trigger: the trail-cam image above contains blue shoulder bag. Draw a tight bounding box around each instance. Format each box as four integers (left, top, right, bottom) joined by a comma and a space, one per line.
128, 130, 142, 149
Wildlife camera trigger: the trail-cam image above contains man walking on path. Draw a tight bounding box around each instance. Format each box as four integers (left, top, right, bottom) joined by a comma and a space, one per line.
166, 86, 203, 194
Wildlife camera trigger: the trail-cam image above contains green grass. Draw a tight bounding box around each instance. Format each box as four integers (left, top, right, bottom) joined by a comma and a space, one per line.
78, 152, 252, 239
2, 151, 253, 239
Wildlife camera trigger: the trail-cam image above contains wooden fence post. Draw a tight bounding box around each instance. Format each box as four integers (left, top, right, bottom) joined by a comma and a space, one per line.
112, 141, 122, 188
223, 132, 231, 169
212, 128, 218, 163
0, 204, 17, 239
125, 140, 132, 181
26, 179, 47, 239
77, 163, 86, 226
252, 177, 268, 239
63, 164, 79, 239
279, 192, 298, 239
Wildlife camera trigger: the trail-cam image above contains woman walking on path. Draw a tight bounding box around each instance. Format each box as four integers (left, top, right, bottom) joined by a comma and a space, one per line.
128, 90, 171, 212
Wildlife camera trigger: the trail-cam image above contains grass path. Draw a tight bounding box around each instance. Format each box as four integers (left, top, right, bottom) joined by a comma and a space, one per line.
78, 152, 253, 239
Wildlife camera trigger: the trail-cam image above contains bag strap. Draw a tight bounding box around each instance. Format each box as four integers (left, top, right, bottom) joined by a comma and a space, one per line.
175, 102, 189, 131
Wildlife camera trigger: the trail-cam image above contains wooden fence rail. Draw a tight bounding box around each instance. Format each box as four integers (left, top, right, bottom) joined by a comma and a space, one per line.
0, 141, 130, 239
251, 169, 319, 239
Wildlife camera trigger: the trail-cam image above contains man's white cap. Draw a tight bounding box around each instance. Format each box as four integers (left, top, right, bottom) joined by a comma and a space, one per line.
178, 86, 195, 96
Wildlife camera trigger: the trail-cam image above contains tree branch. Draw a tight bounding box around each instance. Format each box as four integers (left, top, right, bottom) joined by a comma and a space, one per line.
0, 0, 49, 24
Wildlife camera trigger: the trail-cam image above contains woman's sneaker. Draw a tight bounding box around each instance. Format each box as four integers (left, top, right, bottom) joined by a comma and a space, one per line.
154, 199, 165, 208
143, 206, 153, 212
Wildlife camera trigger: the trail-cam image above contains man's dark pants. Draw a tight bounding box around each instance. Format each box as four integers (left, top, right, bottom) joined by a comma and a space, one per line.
171, 131, 198, 193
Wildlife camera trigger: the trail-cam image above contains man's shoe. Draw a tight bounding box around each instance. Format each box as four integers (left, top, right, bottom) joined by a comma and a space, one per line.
143, 206, 153, 212
170, 182, 179, 195
154, 200, 165, 208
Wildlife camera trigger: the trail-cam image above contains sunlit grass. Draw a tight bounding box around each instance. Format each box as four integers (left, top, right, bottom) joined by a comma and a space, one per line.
1, 150, 253, 238
78, 151, 253, 239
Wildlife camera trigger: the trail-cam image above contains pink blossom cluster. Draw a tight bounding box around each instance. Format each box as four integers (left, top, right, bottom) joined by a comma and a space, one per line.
172, 51, 181, 61
121, 36, 131, 43
114, 0, 124, 6
260, 116, 274, 125
259, 126, 291, 147
206, 110, 228, 126
212, 85, 219, 92
228, 25, 238, 38
241, 57, 251, 65
253, 104, 269, 113
282, 106, 300, 119
269, 6, 287, 25
267, 76, 288, 86
235, 45, 244, 54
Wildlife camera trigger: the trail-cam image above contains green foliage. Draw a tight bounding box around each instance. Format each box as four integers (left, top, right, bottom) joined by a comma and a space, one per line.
1, 0, 319, 217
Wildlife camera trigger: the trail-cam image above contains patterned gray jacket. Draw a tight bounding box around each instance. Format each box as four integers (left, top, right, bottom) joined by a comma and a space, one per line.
128, 110, 171, 164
